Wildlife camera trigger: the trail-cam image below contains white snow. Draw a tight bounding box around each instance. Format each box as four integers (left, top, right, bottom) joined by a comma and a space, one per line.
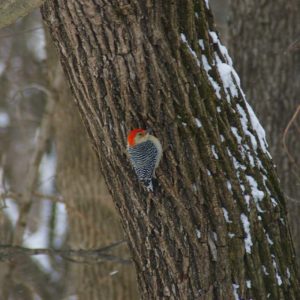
109, 270, 119, 276
201, 55, 211, 72
245, 101, 270, 156
222, 207, 232, 223
231, 127, 242, 144
287, 268, 291, 279
240, 184, 245, 192
196, 229, 201, 239
211, 145, 219, 159
213, 232, 218, 241
248, 153, 255, 167
228, 233, 235, 238
262, 265, 269, 276
180, 33, 200, 66
266, 233, 274, 245
246, 280, 251, 289
201, 55, 221, 98
0, 111, 9, 128
244, 195, 250, 211
192, 184, 197, 192
209, 31, 219, 44
198, 39, 205, 50
208, 30, 272, 161
232, 284, 239, 300
216, 59, 238, 99
237, 104, 258, 150
227, 181, 232, 191
205, 0, 209, 9
240, 213, 253, 254
246, 176, 265, 209
276, 272, 283, 286
272, 256, 282, 286
180, 33, 187, 43
195, 117, 202, 128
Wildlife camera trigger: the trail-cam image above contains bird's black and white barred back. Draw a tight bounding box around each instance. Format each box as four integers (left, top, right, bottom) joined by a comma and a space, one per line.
128, 140, 159, 191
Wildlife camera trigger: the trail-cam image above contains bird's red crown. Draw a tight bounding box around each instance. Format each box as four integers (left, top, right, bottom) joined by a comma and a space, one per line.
127, 128, 146, 146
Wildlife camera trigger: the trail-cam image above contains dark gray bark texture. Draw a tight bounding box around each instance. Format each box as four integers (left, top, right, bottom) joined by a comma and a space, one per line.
41, 1, 300, 299
228, 0, 300, 265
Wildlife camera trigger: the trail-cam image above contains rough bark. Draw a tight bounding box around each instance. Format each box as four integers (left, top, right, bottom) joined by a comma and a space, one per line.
228, 0, 300, 264
46, 35, 138, 299
42, 1, 299, 299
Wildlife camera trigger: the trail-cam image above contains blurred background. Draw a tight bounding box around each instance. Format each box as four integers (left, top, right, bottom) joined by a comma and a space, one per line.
0, 8, 138, 300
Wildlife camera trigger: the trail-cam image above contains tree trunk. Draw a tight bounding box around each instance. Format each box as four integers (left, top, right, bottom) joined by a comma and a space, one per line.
228, 0, 300, 264
46, 34, 138, 299
42, 1, 299, 299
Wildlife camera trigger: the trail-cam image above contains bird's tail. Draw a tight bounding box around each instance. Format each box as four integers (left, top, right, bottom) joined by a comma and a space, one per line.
143, 179, 153, 192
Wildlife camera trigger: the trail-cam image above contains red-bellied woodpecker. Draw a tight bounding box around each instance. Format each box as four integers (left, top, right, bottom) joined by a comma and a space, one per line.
127, 128, 162, 191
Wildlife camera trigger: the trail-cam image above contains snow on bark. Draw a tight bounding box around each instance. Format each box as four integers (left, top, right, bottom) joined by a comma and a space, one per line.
222, 207, 232, 223
232, 283, 240, 300
208, 30, 271, 159
240, 213, 253, 254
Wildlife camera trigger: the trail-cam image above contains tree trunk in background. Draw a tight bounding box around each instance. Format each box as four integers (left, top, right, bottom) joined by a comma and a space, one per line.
46, 35, 138, 299
0, 12, 62, 300
228, 0, 300, 264
42, 1, 299, 299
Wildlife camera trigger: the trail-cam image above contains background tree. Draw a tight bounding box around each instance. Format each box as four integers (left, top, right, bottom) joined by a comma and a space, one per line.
0, 10, 137, 298
41, 0, 299, 299
227, 0, 300, 263
0, 12, 63, 299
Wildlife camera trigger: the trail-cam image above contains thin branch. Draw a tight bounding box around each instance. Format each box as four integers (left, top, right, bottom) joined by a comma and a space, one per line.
1, 191, 64, 203
0, 26, 43, 39
12, 84, 56, 245
0, 241, 131, 265
285, 37, 300, 53
282, 105, 300, 167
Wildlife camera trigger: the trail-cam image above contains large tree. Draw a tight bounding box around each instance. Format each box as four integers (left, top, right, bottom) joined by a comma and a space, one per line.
41, 1, 299, 299
228, 0, 300, 264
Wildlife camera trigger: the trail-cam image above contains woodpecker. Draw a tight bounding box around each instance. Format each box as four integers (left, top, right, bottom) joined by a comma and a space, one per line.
127, 128, 162, 191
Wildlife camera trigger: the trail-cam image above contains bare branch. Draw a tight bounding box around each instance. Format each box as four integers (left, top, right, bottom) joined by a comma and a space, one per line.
0, 241, 131, 265
0, 26, 43, 39
1, 191, 64, 204
282, 105, 300, 173
0, 1, 45, 30
13, 84, 56, 245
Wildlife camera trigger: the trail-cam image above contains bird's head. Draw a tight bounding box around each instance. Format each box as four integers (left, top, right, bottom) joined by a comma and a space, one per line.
127, 128, 149, 147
